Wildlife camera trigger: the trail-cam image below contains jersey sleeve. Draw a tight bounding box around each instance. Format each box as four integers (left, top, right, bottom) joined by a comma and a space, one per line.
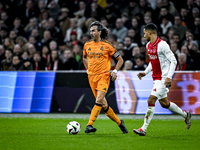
144, 62, 152, 75
83, 44, 87, 56
107, 43, 117, 56
162, 41, 177, 79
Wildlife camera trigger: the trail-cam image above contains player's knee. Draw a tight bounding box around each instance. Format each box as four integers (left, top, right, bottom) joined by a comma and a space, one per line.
147, 97, 157, 104
96, 97, 103, 104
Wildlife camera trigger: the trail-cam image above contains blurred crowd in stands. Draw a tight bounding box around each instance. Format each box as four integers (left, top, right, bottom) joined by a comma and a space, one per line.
0, 0, 199, 71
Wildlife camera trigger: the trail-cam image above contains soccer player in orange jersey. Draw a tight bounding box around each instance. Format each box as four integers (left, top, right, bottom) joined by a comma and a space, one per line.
83, 21, 128, 134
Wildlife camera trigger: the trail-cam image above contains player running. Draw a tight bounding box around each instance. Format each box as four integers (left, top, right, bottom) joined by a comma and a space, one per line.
83, 21, 128, 134
133, 23, 192, 136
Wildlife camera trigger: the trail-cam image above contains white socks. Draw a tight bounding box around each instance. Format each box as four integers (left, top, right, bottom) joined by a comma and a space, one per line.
141, 102, 187, 132
141, 105, 155, 131
168, 102, 187, 118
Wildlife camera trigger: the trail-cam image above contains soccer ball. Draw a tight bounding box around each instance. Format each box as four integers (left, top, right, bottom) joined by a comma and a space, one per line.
66, 121, 81, 134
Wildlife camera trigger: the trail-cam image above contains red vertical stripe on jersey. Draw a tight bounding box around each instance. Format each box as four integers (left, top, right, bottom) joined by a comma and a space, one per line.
147, 37, 162, 80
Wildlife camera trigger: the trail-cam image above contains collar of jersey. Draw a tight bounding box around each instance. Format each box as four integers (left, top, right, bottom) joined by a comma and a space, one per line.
150, 36, 161, 47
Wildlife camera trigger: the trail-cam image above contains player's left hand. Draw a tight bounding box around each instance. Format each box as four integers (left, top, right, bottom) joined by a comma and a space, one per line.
164, 78, 171, 88
111, 72, 117, 81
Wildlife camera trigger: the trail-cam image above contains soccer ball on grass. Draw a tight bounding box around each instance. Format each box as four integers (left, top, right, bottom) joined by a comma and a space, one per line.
66, 121, 81, 134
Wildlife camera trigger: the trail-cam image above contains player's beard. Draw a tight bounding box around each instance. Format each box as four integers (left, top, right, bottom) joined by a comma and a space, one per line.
91, 35, 98, 41
146, 36, 150, 41
90, 35, 94, 40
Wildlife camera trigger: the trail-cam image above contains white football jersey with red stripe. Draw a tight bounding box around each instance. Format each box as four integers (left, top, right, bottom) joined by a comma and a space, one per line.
144, 37, 177, 81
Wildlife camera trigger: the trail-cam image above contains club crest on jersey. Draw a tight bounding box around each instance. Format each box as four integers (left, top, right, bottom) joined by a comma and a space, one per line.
148, 49, 153, 53
100, 46, 103, 51
88, 47, 91, 51
148, 48, 156, 53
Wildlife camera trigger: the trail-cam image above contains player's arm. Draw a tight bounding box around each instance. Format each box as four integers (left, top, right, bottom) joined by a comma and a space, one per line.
111, 51, 124, 81
137, 62, 152, 80
162, 42, 177, 87
82, 44, 88, 70
83, 55, 88, 70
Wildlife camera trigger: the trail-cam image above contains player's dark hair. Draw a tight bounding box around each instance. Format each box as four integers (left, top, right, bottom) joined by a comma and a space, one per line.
90, 21, 108, 39
144, 23, 158, 32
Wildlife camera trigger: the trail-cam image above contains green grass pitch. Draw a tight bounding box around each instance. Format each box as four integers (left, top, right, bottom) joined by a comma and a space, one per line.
0, 116, 200, 150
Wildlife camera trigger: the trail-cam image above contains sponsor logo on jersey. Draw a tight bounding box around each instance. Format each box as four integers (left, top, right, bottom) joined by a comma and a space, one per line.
148, 54, 158, 60
88, 47, 91, 51
103, 88, 106, 91
88, 52, 103, 59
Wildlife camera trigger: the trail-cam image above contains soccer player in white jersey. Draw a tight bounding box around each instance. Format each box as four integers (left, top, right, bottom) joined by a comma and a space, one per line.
133, 23, 192, 136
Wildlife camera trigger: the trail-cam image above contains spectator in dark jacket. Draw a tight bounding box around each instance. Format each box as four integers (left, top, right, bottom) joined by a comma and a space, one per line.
191, 17, 200, 40
46, 18, 64, 46
189, 40, 200, 70
58, 49, 78, 70
41, 30, 53, 48
0, 45, 5, 63
1, 48, 13, 70
172, 15, 187, 42
18, 58, 33, 71
12, 18, 26, 37
48, 50, 61, 71
20, 0, 37, 26
32, 51, 46, 70
123, 0, 140, 20
8, 55, 22, 71
133, 54, 148, 70
0, 27, 8, 45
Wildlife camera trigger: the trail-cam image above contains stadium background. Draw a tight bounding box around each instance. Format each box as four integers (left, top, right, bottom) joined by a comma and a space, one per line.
0, 0, 200, 115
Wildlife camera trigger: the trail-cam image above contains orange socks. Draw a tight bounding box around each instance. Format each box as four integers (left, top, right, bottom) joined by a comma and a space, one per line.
87, 105, 121, 126
105, 106, 121, 126
87, 104, 102, 126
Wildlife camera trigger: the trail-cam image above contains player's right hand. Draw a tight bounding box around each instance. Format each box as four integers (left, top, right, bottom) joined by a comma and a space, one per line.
111, 72, 117, 81
137, 72, 146, 80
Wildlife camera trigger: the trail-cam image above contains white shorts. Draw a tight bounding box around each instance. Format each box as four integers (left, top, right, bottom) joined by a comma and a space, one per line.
150, 80, 169, 99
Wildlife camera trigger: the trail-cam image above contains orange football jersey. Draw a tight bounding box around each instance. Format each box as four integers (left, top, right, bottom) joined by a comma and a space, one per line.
83, 39, 116, 75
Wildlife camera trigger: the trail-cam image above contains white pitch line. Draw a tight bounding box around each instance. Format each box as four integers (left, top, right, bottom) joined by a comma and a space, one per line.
0, 113, 199, 120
